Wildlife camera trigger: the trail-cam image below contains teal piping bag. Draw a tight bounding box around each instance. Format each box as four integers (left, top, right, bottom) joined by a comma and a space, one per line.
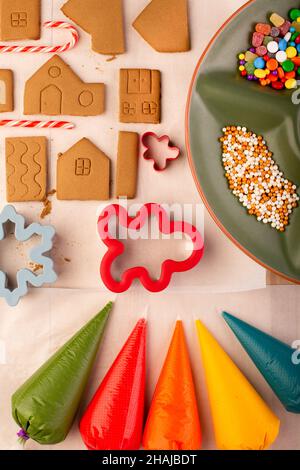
222, 312, 300, 414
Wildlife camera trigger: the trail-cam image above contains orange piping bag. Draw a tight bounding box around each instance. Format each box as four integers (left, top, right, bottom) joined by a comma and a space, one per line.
143, 320, 202, 450
79, 319, 146, 450
195, 320, 280, 450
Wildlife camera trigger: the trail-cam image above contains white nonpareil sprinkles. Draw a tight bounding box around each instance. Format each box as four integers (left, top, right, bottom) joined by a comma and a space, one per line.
220, 126, 299, 232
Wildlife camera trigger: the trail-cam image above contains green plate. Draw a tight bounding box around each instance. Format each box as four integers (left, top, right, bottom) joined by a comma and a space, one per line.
186, 0, 300, 283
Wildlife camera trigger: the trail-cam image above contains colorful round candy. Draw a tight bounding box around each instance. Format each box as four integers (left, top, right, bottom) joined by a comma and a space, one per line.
285, 78, 297, 89
289, 9, 300, 21
245, 62, 256, 74
272, 81, 284, 90
282, 59, 295, 72
254, 57, 265, 69
279, 39, 287, 51
286, 46, 297, 58
284, 32, 292, 42
276, 50, 287, 63
285, 71, 296, 79
267, 59, 278, 70
267, 41, 279, 53
254, 69, 267, 79
271, 27, 280, 38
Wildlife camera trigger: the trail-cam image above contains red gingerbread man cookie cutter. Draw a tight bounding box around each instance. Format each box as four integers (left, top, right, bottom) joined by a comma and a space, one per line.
97, 203, 204, 293
142, 132, 180, 171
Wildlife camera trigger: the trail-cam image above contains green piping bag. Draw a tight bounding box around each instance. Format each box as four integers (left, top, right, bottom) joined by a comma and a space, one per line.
12, 302, 113, 444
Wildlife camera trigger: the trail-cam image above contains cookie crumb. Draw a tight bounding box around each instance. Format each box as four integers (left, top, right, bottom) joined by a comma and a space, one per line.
40, 198, 52, 219
40, 189, 56, 219
29, 262, 43, 273
64, 257, 71, 263
106, 55, 117, 62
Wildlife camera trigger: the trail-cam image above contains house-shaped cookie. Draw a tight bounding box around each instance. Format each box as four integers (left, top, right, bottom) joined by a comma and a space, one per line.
120, 69, 161, 124
0, 70, 13, 112
57, 138, 110, 200
24, 55, 105, 116
0, 0, 41, 41
133, 0, 190, 53
61, 0, 125, 55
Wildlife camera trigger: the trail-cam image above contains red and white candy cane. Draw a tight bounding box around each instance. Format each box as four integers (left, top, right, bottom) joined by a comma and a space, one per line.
0, 21, 79, 54
0, 120, 75, 130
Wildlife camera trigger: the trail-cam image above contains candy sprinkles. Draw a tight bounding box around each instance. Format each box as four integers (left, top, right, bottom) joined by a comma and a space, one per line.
220, 126, 299, 232
238, 8, 300, 90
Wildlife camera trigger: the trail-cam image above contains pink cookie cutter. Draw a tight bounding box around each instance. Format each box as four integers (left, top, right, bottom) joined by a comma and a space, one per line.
142, 132, 180, 171
98, 203, 204, 293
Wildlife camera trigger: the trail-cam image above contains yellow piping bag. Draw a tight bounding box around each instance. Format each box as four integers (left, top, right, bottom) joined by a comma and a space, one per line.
195, 320, 280, 450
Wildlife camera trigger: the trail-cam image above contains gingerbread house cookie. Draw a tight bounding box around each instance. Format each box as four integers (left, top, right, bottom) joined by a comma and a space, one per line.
120, 69, 161, 124
0, 0, 41, 41
57, 138, 110, 201
24, 55, 105, 116
0, 70, 13, 112
133, 0, 190, 53
61, 0, 125, 55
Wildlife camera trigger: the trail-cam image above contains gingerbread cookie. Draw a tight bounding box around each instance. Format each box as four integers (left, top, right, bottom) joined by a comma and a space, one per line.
0, 70, 13, 112
133, 0, 190, 53
57, 138, 110, 201
116, 131, 139, 199
6, 137, 47, 202
61, 0, 125, 55
120, 69, 161, 124
24, 55, 105, 117
0, 0, 40, 41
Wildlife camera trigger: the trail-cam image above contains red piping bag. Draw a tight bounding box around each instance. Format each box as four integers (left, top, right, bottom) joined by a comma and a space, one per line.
80, 319, 146, 450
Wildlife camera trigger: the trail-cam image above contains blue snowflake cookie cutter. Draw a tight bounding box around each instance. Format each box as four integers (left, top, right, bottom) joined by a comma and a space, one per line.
0, 205, 57, 307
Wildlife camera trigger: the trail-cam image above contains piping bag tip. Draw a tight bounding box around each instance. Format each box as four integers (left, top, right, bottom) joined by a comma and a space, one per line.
17, 429, 29, 446
140, 305, 149, 321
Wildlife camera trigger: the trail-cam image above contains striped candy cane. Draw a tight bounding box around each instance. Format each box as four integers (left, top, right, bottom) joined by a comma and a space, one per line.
0, 120, 75, 129
0, 21, 79, 54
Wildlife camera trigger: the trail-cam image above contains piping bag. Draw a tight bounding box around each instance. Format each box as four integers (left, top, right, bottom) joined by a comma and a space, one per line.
223, 312, 300, 413
80, 319, 146, 450
143, 320, 202, 450
12, 302, 113, 445
195, 320, 280, 450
